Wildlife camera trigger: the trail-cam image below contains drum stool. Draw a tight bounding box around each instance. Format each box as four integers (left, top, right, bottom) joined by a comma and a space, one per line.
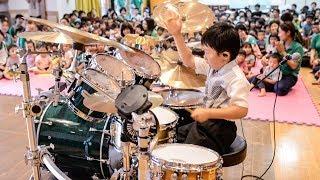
222, 135, 247, 167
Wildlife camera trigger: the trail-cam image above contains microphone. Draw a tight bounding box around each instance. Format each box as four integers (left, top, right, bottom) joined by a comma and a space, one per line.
280, 53, 301, 65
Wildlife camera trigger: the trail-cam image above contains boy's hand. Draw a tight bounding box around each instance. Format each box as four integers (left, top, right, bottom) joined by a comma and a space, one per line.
191, 108, 210, 123
164, 16, 182, 36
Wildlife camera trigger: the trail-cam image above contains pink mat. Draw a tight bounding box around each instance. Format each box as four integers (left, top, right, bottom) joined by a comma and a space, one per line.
0, 73, 55, 97
246, 77, 320, 126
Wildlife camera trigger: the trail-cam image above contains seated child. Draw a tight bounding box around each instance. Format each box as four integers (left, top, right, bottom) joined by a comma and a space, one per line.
30, 42, 52, 74
249, 53, 282, 97
242, 42, 256, 69
257, 30, 266, 55
236, 49, 250, 75
3, 45, 20, 80
25, 41, 36, 68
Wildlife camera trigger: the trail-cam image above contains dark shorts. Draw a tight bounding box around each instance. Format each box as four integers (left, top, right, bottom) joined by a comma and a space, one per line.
177, 119, 237, 155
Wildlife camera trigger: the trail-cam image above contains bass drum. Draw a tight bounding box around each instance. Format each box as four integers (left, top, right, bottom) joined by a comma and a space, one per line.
36, 101, 122, 179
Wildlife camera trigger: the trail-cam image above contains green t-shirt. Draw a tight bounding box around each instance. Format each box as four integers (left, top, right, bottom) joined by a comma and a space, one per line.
280, 41, 304, 77
311, 34, 320, 58
246, 35, 257, 45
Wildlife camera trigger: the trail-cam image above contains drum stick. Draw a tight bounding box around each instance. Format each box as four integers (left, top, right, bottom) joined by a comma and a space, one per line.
185, 108, 194, 113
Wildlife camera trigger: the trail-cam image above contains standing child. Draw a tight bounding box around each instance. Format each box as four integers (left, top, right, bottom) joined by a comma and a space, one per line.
250, 53, 282, 97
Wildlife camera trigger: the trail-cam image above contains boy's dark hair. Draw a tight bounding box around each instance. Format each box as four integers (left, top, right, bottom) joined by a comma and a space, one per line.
258, 29, 265, 33
120, 7, 127, 13
238, 49, 246, 56
235, 23, 248, 33
281, 12, 293, 22
7, 44, 17, 52
292, 4, 297, 8
269, 34, 280, 42
269, 20, 280, 27
201, 22, 240, 61
270, 52, 282, 63
15, 14, 23, 19
0, 18, 9, 24
273, 9, 280, 14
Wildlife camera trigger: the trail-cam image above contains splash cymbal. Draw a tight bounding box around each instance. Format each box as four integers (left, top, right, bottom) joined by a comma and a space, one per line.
123, 34, 158, 46
153, 0, 215, 33
17, 31, 74, 44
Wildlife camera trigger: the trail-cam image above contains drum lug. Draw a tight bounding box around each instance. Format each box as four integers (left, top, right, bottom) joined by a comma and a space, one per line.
86, 156, 109, 164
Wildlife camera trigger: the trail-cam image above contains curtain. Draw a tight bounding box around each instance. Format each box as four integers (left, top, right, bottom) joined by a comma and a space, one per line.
76, 0, 102, 17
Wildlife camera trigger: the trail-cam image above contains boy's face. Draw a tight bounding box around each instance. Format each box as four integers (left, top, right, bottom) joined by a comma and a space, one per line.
202, 45, 229, 70
238, 30, 246, 39
269, 37, 278, 46
242, 45, 252, 55
257, 32, 265, 40
9, 47, 18, 57
0, 22, 9, 33
236, 54, 245, 64
269, 57, 279, 68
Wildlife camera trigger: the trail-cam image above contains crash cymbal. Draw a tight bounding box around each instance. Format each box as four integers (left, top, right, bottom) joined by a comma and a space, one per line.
157, 50, 206, 89
28, 17, 132, 51
17, 31, 73, 44
153, 0, 215, 34
124, 34, 158, 46
148, 91, 164, 109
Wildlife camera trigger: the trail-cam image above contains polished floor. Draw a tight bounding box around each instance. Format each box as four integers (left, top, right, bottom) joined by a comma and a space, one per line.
0, 67, 319, 180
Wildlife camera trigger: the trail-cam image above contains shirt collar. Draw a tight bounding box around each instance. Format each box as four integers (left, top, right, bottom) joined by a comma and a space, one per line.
212, 60, 237, 76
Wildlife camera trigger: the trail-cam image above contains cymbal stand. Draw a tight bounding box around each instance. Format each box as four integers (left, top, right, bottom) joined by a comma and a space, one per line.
18, 52, 41, 180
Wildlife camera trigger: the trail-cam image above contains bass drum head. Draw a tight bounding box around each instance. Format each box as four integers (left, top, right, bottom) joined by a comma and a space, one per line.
36, 101, 121, 179
95, 54, 135, 86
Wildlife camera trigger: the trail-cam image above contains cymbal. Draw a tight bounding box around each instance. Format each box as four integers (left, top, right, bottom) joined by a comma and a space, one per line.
17, 31, 73, 44
148, 91, 164, 109
124, 34, 158, 46
153, 0, 215, 33
28, 17, 132, 51
157, 50, 206, 89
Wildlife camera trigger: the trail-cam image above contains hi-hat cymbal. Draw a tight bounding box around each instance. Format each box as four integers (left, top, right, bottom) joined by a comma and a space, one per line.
28, 17, 131, 51
17, 31, 74, 44
153, 0, 215, 33
157, 50, 206, 89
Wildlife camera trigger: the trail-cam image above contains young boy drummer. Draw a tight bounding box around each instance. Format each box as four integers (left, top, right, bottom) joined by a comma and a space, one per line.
165, 20, 250, 155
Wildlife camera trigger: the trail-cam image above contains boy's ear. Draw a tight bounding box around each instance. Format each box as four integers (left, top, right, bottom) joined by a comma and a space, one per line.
222, 51, 231, 59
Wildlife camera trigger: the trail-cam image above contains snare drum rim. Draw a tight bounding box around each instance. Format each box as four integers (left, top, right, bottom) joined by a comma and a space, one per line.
82, 69, 121, 100
151, 143, 221, 172
150, 106, 179, 130
94, 54, 136, 86
118, 47, 161, 80
158, 88, 204, 109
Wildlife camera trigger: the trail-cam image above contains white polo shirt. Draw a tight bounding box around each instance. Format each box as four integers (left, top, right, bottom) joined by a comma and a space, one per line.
194, 57, 250, 112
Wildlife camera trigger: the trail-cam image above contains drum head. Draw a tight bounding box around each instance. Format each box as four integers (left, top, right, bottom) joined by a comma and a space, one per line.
84, 69, 121, 99
151, 143, 219, 167
95, 54, 135, 86
119, 48, 161, 79
150, 107, 177, 126
159, 89, 204, 108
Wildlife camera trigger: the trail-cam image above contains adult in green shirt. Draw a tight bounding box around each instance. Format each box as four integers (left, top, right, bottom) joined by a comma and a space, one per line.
8, 14, 24, 37
275, 22, 304, 96
310, 33, 320, 74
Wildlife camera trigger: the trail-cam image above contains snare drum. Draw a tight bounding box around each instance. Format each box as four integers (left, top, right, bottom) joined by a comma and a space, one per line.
68, 69, 121, 121
118, 47, 161, 89
93, 54, 135, 87
150, 107, 178, 144
150, 144, 223, 180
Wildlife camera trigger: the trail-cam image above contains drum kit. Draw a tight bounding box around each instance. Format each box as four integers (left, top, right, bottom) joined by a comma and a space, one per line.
13, 1, 223, 180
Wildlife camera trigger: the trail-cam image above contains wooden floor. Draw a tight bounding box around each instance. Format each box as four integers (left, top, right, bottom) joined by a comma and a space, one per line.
0, 67, 319, 180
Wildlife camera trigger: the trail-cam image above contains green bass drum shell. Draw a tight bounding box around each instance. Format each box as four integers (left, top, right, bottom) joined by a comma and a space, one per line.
36, 101, 122, 179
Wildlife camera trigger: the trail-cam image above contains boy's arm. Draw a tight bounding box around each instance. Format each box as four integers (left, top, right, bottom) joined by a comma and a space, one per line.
191, 105, 248, 123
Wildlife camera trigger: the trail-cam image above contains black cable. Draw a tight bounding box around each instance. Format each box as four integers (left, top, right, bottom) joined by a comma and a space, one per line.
241, 69, 281, 180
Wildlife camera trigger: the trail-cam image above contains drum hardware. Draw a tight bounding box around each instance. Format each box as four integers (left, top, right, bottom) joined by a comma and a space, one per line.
33, 119, 52, 126
52, 66, 63, 107
89, 127, 111, 135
